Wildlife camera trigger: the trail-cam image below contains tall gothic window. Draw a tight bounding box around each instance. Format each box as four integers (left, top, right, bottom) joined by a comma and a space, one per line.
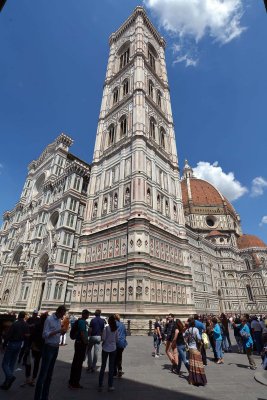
246, 284, 254, 302
123, 79, 129, 96
113, 87, 119, 104
149, 117, 156, 139
54, 281, 63, 300
148, 80, 154, 98
245, 259, 251, 270
120, 115, 127, 136
157, 90, 162, 108
120, 48, 130, 69
108, 124, 115, 146
148, 50, 156, 70
160, 128, 166, 149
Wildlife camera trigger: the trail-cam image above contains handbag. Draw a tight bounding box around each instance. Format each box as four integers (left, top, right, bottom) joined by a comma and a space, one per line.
202, 333, 209, 349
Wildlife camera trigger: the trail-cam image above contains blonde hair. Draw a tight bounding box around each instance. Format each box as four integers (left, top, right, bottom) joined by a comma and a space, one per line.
114, 313, 120, 321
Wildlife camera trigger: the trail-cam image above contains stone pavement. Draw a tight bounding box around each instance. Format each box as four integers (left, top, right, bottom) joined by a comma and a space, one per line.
0, 335, 266, 400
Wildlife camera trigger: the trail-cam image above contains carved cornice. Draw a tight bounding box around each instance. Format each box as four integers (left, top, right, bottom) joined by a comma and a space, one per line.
65, 160, 90, 178
109, 6, 165, 49
56, 133, 74, 148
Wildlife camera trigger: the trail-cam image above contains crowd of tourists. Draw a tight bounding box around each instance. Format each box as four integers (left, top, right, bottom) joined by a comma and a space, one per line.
153, 313, 267, 386
0, 308, 266, 397
0, 306, 127, 397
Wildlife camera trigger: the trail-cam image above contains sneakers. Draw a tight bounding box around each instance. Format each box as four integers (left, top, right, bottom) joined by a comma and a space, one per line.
0, 376, 16, 390
108, 386, 115, 392
68, 383, 83, 389
248, 366, 257, 370
155, 354, 159, 358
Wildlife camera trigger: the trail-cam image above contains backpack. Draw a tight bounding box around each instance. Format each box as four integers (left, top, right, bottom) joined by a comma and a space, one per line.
70, 319, 80, 340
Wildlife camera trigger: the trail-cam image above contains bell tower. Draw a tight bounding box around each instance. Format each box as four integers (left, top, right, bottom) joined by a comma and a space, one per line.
74, 7, 194, 327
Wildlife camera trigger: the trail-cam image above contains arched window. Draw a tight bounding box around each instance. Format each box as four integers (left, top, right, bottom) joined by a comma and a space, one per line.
148, 80, 154, 98
113, 87, 119, 104
108, 124, 115, 146
3, 289, 9, 303
149, 117, 156, 139
54, 281, 63, 300
157, 90, 162, 108
246, 284, 254, 302
120, 48, 130, 69
122, 79, 129, 96
120, 115, 127, 136
245, 259, 251, 270
160, 128, 166, 149
148, 44, 156, 70
46, 281, 52, 299
113, 193, 118, 210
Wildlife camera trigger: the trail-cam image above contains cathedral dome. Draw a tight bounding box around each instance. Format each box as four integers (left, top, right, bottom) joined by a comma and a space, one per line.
237, 234, 267, 249
180, 160, 240, 234
181, 177, 238, 221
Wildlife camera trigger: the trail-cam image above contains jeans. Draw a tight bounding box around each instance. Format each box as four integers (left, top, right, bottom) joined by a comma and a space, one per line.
176, 344, 189, 373
34, 344, 59, 400
215, 340, 223, 359
2, 341, 22, 382
99, 349, 116, 388
253, 331, 263, 354
69, 341, 87, 386
154, 336, 161, 355
87, 336, 101, 369
235, 335, 243, 353
114, 347, 124, 375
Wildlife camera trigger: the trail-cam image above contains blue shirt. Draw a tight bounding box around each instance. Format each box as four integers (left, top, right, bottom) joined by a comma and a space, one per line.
213, 323, 222, 341
194, 320, 205, 336
116, 321, 128, 349
238, 324, 253, 348
89, 316, 105, 336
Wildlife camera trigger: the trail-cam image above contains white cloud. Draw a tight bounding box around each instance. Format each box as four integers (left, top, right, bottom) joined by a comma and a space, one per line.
144, 0, 246, 66
193, 161, 248, 201
260, 216, 267, 227
251, 176, 267, 197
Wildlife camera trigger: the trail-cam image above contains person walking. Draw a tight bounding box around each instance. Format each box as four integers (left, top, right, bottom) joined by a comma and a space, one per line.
194, 314, 207, 365
153, 316, 162, 358
87, 309, 105, 373
206, 318, 217, 361
212, 317, 224, 364
34, 305, 67, 400
60, 315, 70, 346
98, 315, 118, 392
220, 313, 232, 352
68, 309, 89, 389
0, 311, 30, 390
164, 314, 178, 371
232, 317, 257, 370
233, 316, 243, 353
114, 314, 127, 377
28, 312, 48, 386
172, 319, 189, 375
184, 317, 207, 386
251, 315, 263, 355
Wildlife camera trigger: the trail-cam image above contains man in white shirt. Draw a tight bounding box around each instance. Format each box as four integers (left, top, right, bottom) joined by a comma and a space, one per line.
34, 305, 66, 400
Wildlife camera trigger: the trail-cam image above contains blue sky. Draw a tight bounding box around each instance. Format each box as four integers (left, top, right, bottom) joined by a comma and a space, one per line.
0, 0, 266, 241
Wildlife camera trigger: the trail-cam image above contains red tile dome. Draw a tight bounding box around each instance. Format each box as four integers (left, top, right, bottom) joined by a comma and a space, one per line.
237, 234, 267, 249
181, 178, 238, 220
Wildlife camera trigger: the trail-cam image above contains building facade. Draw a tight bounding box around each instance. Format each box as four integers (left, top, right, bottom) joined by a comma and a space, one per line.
0, 7, 266, 329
